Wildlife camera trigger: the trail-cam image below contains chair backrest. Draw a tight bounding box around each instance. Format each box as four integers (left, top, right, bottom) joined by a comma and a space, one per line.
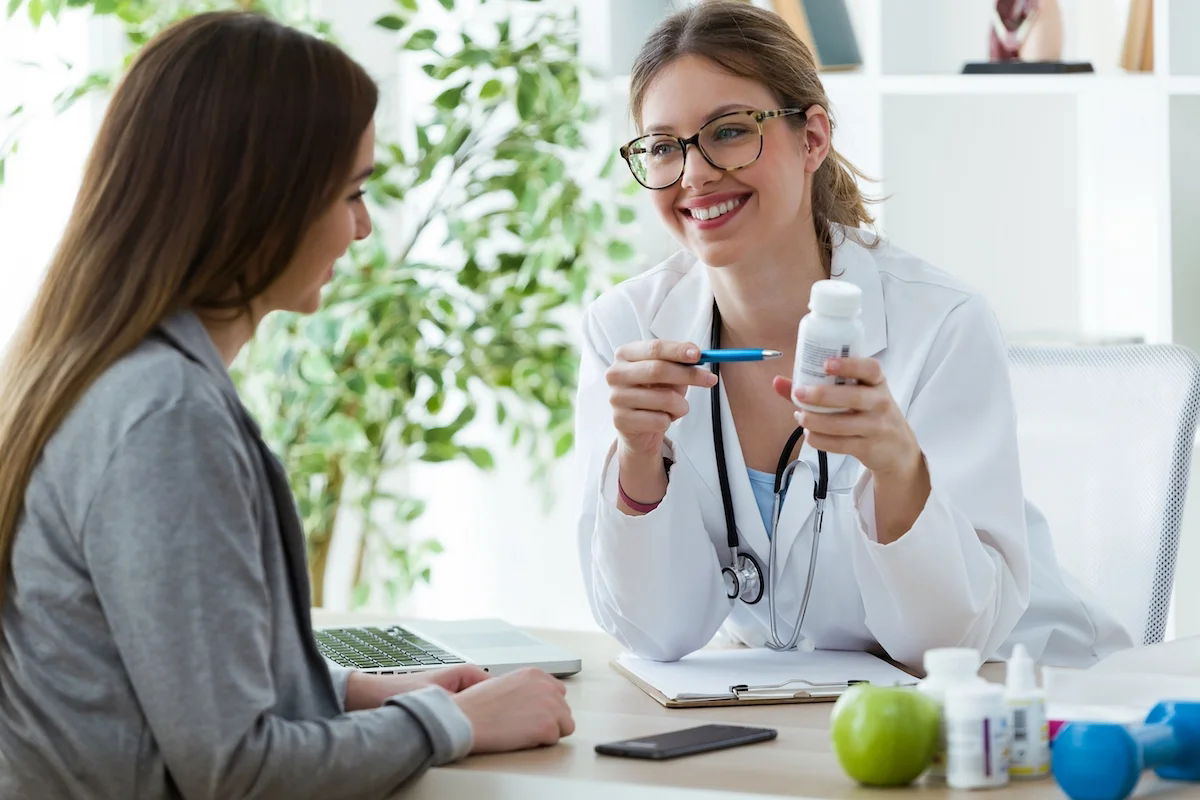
1007, 344, 1200, 645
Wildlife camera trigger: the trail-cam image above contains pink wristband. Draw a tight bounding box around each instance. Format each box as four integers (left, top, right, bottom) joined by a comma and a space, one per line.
617, 478, 663, 513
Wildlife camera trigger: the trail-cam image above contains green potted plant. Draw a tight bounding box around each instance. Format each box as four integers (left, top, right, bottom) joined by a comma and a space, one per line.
2, 0, 635, 606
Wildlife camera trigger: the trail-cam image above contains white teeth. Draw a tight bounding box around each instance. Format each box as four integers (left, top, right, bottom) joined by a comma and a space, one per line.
690, 197, 742, 222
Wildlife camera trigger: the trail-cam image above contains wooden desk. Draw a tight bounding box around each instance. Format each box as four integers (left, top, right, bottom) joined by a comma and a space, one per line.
313, 613, 1191, 799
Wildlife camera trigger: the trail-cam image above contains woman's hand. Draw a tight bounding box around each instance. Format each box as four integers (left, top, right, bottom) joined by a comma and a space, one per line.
772, 356, 930, 543
452, 667, 575, 753
606, 339, 717, 513
344, 664, 490, 711
606, 339, 717, 458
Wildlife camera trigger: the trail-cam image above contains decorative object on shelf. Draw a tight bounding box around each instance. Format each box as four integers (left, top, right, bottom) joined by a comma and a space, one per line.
771, 0, 861, 71
1120, 0, 1154, 72
963, 0, 1093, 74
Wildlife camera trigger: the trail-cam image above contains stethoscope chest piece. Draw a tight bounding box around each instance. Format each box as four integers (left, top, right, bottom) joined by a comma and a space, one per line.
722, 551, 764, 604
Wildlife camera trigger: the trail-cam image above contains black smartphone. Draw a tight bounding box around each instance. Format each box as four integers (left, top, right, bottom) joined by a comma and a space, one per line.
594, 724, 777, 760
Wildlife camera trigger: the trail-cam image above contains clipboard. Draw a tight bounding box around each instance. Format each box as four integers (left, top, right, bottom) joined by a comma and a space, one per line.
612, 647, 918, 708
613, 660, 869, 707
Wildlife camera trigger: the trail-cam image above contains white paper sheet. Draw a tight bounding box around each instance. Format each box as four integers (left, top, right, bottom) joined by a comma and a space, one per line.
616, 647, 918, 701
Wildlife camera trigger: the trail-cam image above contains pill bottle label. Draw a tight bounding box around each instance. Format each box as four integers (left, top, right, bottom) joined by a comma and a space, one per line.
947, 714, 1009, 789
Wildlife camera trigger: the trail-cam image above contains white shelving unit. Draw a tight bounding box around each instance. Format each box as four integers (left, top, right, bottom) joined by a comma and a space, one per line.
585, 0, 1198, 348
582, 0, 1200, 637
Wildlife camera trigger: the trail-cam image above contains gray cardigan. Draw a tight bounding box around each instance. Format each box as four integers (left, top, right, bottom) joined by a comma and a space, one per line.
0, 311, 471, 799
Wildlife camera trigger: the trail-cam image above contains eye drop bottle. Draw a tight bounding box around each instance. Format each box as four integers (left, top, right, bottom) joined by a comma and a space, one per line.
793, 280, 864, 414
1005, 644, 1050, 779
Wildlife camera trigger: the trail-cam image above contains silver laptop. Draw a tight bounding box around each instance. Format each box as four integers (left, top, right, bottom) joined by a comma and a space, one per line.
315, 618, 581, 678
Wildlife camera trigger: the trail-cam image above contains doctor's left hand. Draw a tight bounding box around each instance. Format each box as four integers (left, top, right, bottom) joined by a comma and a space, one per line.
771, 356, 920, 478
771, 357, 931, 544
345, 664, 491, 710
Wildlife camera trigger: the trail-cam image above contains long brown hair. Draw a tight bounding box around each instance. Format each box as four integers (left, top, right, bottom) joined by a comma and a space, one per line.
629, 0, 875, 256
0, 12, 377, 606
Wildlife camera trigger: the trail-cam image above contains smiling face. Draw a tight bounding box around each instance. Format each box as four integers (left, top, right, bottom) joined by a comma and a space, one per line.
257, 121, 376, 315
636, 54, 826, 269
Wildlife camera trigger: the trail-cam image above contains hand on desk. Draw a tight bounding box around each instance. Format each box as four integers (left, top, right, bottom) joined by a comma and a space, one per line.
345, 664, 491, 711
453, 667, 575, 753
345, 665, 575, 753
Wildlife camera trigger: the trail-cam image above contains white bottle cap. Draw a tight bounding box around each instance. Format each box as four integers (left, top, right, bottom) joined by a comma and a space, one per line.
924, 647, 981, 680
808, 280, 862, 318
1005, 643, 1038, 695
945, 683, 1006, 718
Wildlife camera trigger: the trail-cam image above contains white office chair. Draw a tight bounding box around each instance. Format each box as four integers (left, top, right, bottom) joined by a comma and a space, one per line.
1008, 344, 1200, 645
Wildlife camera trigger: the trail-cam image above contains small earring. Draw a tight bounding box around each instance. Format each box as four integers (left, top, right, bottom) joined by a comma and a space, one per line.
806, 144, 812, 153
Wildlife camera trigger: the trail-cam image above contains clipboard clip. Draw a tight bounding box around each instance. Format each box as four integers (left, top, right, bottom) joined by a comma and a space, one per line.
729, 678, 869, 700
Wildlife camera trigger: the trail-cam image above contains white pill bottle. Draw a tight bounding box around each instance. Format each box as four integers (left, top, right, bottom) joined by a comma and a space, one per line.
793, 280, 864, 414
945, 683, 1010, 790
917, 647, 989, 780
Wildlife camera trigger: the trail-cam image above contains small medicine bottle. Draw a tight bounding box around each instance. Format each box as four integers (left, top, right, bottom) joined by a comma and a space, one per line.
945, 683, 1010, 790
792, 280, 864, 414
1005, 643, 1050, 778
918, 647, 988, 779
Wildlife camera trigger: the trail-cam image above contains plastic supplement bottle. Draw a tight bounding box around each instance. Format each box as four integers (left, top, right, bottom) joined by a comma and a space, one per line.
945, 683, 1010, 790
918, 647, 989, 780
792, 280, 864, 414
1005, 644, 1050, 778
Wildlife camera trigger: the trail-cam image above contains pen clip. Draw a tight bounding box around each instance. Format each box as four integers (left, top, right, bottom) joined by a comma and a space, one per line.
729, 678, 868, 700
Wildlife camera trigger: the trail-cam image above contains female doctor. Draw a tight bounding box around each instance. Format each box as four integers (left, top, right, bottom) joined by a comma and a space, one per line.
575, 0, 1130, 669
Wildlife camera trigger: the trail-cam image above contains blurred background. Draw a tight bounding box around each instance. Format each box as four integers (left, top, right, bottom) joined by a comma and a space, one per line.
1, 0, 1197, 639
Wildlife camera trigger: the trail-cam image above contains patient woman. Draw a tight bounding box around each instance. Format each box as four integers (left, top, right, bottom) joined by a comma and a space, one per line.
0, 12, 571, 799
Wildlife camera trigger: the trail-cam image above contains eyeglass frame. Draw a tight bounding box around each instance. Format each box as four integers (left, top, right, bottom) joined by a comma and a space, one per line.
618, 106, 810, 190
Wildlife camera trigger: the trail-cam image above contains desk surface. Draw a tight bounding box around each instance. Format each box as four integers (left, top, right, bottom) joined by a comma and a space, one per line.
313, 613, 1190, 800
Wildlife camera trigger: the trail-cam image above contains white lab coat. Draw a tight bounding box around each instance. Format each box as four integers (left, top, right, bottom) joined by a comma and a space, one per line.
575, 226, 1132, 670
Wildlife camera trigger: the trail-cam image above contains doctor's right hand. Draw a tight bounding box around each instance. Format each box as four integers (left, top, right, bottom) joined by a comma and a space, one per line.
606, 339, 718, 458
452, 667, 574, 753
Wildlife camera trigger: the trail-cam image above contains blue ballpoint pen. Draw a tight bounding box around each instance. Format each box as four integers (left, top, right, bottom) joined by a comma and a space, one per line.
696, 349, 783, 364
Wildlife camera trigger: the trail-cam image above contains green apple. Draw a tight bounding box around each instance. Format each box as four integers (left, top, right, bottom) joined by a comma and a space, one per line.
829, 685, 939, 786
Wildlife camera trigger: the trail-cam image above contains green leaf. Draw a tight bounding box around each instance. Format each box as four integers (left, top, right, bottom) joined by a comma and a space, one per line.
93, 0, 116, 12
374, 14, 406, 30
437, 0, 453, 8
607, 240, 635, 261
433, 84, 466, 110
26, 0, 43, 26
459, 47, 490, 66
397, 498, 427, 522
479, 78, 503, 100
6, 0, 21, 19
515, 69, 538, 120
420, 441, 458, 462
404, 28, 437, 50
464, 446, 494, 469
397, 0, 417, 9
554, 431, 573, 458
0, 158, 5, 185
617, 206, 636, 224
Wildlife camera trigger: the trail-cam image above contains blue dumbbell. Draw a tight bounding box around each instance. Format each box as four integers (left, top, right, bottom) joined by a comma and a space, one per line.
1052, 701, 1200, 800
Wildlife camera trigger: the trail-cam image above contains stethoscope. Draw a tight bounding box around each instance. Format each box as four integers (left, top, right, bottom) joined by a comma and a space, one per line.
710, 301, 829, 652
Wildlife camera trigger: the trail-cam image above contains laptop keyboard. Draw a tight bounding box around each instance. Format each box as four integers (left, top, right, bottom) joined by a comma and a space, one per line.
315, 625, 467, 670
